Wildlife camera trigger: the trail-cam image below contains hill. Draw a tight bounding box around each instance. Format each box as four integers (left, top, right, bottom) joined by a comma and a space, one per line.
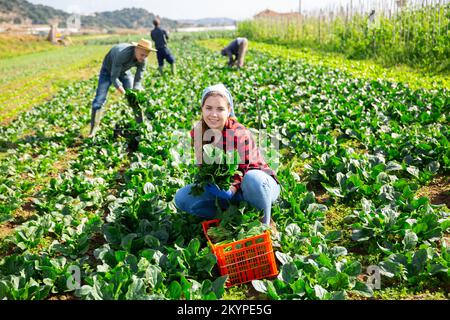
81, 8, 177, 30
0, 0, 177, 29
0, 0, 68, 25
81, 8, 178, 29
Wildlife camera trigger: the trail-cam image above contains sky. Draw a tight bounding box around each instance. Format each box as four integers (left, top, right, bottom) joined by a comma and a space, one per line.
28, 0, 339, 20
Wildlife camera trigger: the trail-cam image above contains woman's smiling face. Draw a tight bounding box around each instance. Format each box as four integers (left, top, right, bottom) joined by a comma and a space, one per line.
202, 94, 230, 130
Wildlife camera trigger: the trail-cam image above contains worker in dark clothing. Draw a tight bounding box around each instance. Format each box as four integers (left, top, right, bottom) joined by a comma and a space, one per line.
221, 37, 248, 68
150, 18, 176, 76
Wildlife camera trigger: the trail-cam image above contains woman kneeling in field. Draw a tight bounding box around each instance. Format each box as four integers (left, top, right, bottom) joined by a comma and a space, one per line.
174, 84, 280, 227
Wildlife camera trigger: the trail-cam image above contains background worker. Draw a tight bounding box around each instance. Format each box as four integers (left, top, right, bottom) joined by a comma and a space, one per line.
151, 18, 176, 76
89, 39, 157, 137
221, 37, 249, 68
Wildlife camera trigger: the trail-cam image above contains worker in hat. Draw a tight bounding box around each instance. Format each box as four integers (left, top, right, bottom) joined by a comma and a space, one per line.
88, 39, 157, 137
221, 37, 248, 69
151, 18, 176, 76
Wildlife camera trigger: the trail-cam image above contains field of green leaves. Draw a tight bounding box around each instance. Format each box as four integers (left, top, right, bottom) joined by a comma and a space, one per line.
0, 42, 111, 124
238, 2, 450, 73
0, 36, 449, 300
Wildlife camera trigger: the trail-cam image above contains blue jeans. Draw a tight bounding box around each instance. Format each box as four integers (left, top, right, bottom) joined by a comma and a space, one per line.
174, 170, 281, 224
92, 67, 133, 111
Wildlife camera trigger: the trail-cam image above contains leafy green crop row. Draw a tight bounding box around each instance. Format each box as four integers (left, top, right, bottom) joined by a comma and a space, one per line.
0, 37, 448, 300
238, 3, 450, 72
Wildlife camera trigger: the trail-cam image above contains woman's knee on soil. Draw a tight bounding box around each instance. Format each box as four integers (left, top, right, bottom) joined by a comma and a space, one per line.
241, 171, 272, 211
241, 170, 271, 195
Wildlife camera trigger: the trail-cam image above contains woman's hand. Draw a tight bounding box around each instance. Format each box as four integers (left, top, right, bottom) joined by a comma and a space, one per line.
205, 184, 235, 200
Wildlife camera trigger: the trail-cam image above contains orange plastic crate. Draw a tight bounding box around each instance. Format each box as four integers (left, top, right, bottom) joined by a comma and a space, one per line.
202, 219, 278, 287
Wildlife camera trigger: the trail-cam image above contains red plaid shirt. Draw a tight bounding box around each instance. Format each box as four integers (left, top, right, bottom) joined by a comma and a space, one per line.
191, 119, 278, 191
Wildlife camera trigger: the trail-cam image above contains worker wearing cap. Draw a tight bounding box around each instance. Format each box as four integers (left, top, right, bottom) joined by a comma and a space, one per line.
88, 39, 157, 137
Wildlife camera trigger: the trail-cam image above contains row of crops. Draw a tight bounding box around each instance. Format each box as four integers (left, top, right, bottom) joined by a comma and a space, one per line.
0, 39, 449, 300
238, 1, 450, 71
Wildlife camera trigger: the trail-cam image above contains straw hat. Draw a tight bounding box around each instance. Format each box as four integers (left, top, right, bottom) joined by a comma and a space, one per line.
132, 38, 157, 52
